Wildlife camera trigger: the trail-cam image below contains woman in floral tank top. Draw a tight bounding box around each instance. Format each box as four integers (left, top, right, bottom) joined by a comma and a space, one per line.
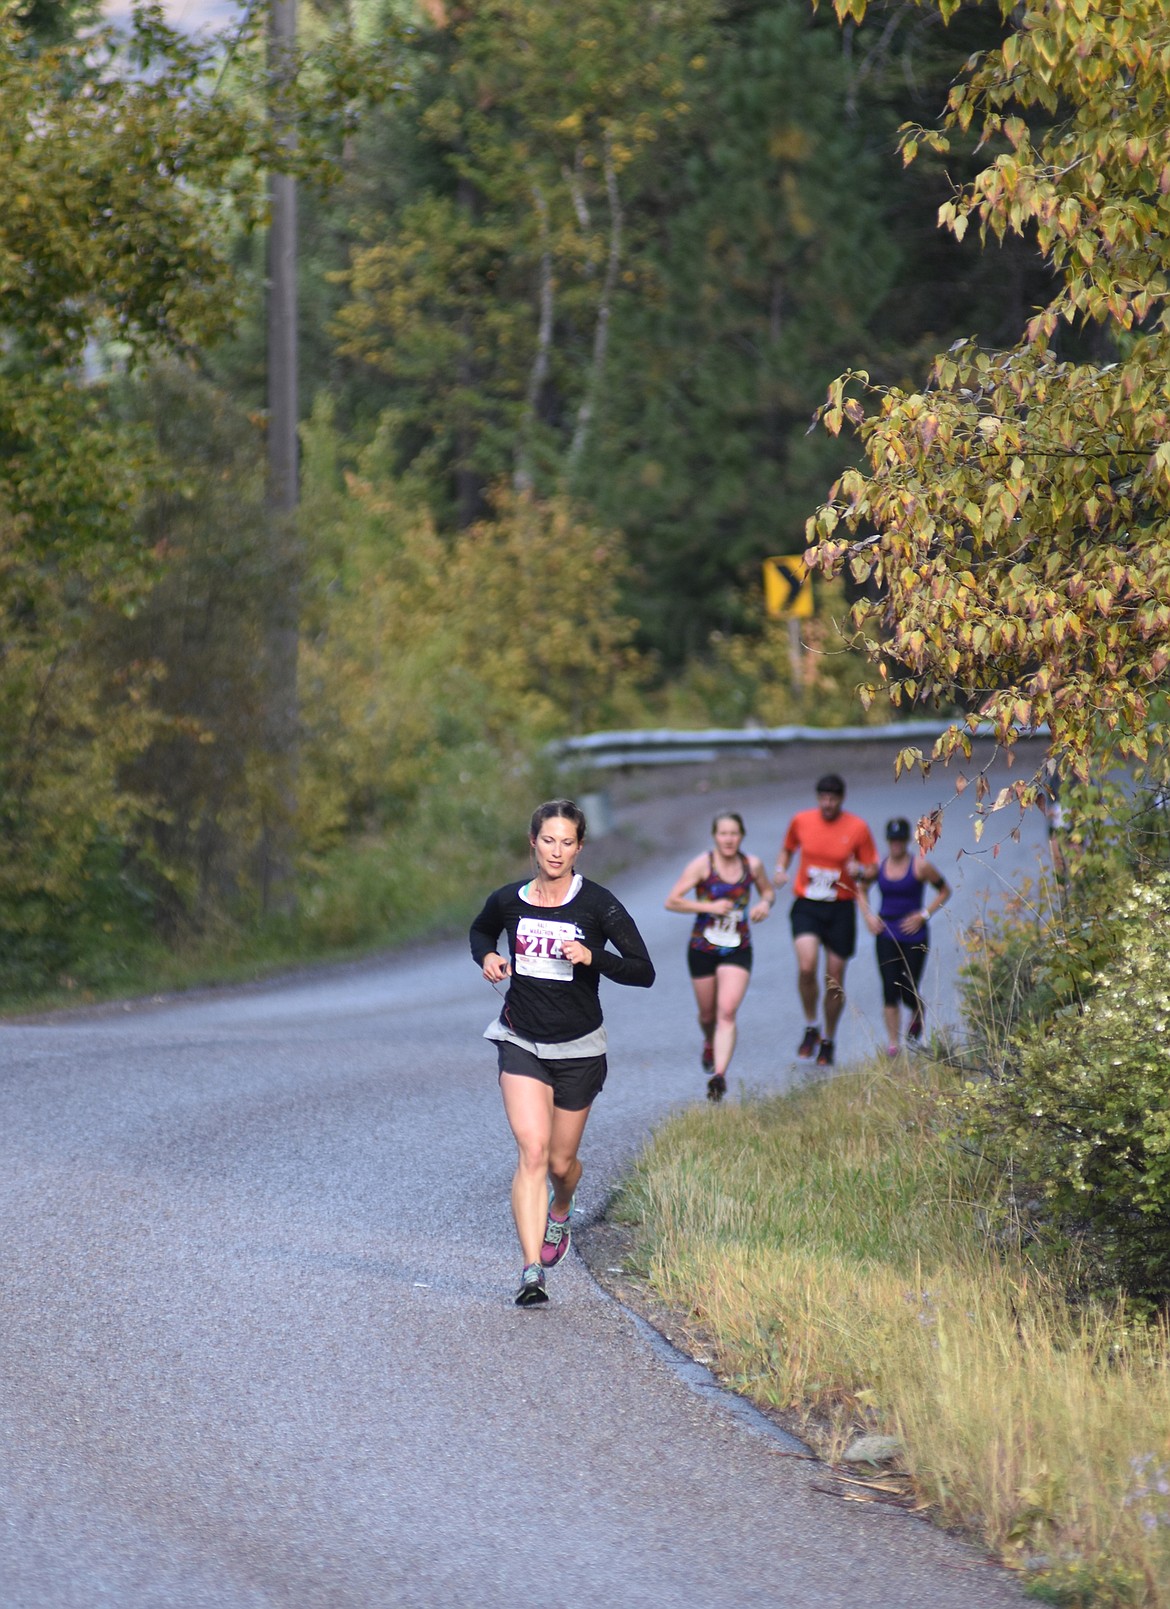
665, 812, 775, 1101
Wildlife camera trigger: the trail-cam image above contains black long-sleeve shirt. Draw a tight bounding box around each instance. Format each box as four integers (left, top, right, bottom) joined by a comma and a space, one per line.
469, 877, 655, 1045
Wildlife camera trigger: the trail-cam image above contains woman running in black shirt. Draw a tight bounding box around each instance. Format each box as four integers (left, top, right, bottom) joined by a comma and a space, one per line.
470, 800, 655, 1306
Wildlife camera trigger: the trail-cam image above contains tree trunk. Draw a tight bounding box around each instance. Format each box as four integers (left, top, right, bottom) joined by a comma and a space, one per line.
262, 0, 300, 918
455, 173, 487, 527
566, 133, 622, 485
515, 182, 554, 495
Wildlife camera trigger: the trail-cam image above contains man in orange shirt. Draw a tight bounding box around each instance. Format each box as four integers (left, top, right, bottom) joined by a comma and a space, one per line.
772, 774, 878, 1068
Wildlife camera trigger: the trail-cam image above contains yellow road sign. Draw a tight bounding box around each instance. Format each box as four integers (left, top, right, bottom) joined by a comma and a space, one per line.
762, 554, 813, 619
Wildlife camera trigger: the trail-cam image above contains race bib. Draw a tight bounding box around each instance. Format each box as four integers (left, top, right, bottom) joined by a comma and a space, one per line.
702, 912, 742, 948
515, 917, 580, 980
805, 864, 840, 902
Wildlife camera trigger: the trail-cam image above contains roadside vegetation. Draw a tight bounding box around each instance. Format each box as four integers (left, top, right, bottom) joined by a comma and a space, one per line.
0, 0, 944, 1010
610, 772, 1170, 1606
595, 13, 1170, 1591
8, 0, 1166, 1004
611, 1058, 1170, 1606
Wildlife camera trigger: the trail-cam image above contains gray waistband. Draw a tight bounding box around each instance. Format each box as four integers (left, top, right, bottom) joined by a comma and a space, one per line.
483, 1018, 608, 1059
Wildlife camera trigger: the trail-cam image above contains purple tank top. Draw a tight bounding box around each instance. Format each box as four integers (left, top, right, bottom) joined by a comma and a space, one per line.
877, 859, 924, 940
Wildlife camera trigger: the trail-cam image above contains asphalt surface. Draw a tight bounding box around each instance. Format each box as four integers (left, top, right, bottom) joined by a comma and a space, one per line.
1, 741, 1044, 1607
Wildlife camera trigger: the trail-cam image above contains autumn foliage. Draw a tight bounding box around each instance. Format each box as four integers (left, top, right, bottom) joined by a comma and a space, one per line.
8, 0, 1170, 994
807, 0, 1170, 792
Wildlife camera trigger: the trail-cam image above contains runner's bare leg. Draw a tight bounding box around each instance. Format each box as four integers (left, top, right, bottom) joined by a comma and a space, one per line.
884, 1003, 901, 1047
548, 1104, 589, 1217
823, 950, 848, 1041
691, 973, 717, 1056
794, 933, 821, 1023
713, 964, 750, 1078
500, 1073, 555, 1265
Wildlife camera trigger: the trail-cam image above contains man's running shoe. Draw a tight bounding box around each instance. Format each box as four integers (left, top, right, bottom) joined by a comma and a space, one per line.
907, 1011, 924, 1045
797, 1025, 821, 1060
515, 1263, 549, 1306
701, 1040, 714, 1072
815, 1038, 835, 1068
706, 1073, 727, 1103
540, 1193, 575, 1270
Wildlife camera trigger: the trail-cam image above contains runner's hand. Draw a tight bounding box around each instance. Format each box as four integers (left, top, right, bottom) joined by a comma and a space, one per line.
863, 911, 883, 937
772, 867, 789, 889
900, 911, 927, 935
708, 898, 734, 916
749, 900, 772, 923
482, 953, 511, 982
561, 939, 593, 967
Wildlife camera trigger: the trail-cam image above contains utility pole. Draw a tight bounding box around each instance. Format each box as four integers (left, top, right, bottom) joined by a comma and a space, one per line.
268, 0, 298, 521
261, 0, 299, 915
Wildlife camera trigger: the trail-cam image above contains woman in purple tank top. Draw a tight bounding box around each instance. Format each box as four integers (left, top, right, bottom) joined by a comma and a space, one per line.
857, 817, 951, 1055
665, 813, 775, 1101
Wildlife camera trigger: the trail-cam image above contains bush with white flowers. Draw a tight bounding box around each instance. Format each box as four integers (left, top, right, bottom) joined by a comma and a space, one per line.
958, 873, 1170, 1299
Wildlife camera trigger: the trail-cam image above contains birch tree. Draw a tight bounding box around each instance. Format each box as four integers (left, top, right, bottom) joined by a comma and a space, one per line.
332, 0, 705, 519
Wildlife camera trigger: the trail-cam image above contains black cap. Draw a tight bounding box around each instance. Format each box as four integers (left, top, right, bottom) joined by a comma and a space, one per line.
815, 774, 846, 797
885, 817, 912, 841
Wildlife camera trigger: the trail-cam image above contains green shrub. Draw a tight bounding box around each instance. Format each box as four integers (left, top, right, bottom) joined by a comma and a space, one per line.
957, 878, 1129, 1065
957, 772, 1170, 1063
958, 873, 1170, 1301
958, 880, 1065, 1057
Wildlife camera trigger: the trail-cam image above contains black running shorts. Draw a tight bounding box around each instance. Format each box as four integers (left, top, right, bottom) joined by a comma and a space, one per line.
686, 945, 753, 980
789, 896, 857, 960
876, 932, 929, 1009
496, 1041, 608, 1112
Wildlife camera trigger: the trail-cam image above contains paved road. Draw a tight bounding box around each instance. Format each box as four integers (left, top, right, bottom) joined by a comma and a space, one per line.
1, 743, 1042, 1607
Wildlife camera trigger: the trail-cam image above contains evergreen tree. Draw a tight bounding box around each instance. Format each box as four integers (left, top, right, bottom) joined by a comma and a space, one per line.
583, 0, 899, 659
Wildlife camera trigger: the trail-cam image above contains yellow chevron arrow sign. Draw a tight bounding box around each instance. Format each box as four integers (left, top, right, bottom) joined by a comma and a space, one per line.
762, 555, 814, 619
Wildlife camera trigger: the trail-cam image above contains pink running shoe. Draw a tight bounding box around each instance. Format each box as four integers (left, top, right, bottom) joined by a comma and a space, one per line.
540, 1194, 575, 1269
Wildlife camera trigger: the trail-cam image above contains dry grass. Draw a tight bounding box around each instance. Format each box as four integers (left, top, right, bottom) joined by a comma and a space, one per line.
613, 1060, 1170, 1605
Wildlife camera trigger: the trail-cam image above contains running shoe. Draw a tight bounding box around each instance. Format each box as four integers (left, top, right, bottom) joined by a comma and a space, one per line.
907, 1012, 924, 1045
886, 1044, 899, 1059
540, 1193, 575, 1270
706, 1073, 727, 1103
701, 1040, 714, 1072
797, 1025, 821, 1059
815, 1038, 835, 1068
515, 1263, 549, 1306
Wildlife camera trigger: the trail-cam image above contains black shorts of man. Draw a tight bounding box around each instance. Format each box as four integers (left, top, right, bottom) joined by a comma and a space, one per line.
772, 774, 878, 1068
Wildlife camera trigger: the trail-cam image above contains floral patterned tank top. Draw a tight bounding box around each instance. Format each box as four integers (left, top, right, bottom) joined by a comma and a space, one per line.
689, 853, 753, 954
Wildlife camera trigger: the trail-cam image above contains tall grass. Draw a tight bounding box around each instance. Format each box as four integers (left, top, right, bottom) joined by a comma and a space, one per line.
613, 1059, 1170, 1605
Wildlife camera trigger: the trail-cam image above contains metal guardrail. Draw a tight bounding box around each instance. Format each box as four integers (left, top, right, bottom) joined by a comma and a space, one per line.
552, 720, 1012, 771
